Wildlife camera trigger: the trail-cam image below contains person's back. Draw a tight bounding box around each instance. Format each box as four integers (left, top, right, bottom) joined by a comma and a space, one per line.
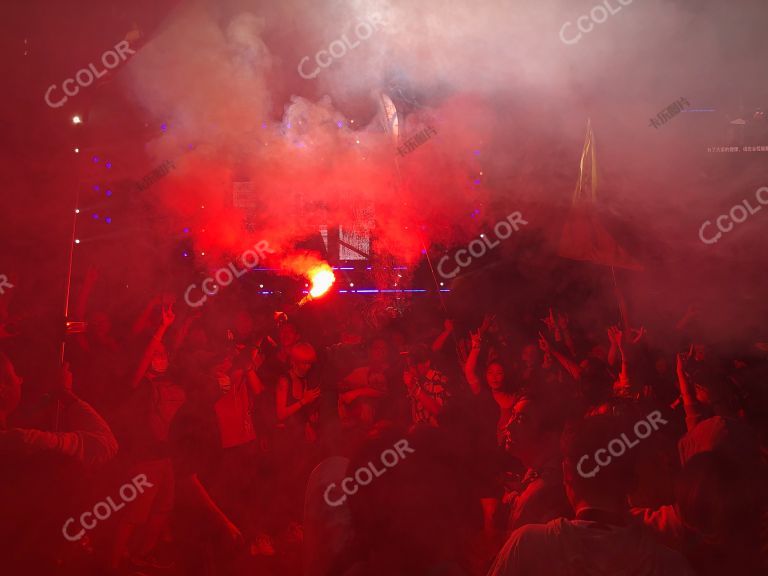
489, 406, 694, 576
489, 517, 693, 576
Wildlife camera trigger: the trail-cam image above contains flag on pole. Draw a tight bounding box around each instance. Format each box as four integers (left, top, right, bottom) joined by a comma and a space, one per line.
378, 93, 400, 147
558, 119, 643, 271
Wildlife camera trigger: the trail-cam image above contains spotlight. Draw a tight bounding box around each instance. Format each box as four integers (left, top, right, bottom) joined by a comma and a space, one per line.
72, 115, 82, 124
74, 239, 81, 244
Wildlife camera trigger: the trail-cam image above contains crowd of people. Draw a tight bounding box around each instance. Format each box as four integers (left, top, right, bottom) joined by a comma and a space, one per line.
1, 268, 767, 576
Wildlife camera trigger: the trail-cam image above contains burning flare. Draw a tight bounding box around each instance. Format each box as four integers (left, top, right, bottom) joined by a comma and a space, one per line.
308, 264, 335, 298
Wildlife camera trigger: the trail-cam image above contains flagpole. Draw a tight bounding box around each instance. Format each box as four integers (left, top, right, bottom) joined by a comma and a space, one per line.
379, 93, 461, 359
610, 266, 630, 331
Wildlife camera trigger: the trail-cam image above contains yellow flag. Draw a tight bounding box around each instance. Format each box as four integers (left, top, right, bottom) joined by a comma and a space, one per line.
573, 118, 598, 204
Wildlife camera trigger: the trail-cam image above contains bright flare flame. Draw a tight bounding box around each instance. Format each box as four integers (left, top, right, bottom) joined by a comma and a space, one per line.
308, 266, 335, 298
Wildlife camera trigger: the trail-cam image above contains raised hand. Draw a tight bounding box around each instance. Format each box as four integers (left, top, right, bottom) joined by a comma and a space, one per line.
479, 313, 495, 336
607, 325, 623, 347
676, 345, 693, 374
629, 326, 646, 345
538, 331, 551, 353
302, 387, 321, 405
470, 329, 483, 350
250, 347, 265, 371
541, 308, 556, 333
160, 304, 176, 328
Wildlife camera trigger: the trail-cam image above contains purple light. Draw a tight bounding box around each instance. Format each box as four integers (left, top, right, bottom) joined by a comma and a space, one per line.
92, 156, 99, 163
182, 251, 189, 257
262, 122, 267, 129
183, 227, 190, 234
93, 185, 100, 191
105, 217, 112, 224
105, 161, 112, 169
337, 121, 343, 128
161, 123, 168, 131
92, 213, 99, 219
474, 179, 481, 185
105, 190, 112, 197
473, 150, 480, 156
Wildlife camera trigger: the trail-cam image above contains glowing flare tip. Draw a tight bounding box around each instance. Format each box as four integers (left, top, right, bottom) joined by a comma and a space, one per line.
309, 267, 335, 298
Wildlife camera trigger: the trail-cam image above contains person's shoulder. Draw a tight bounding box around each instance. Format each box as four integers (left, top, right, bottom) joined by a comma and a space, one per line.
489, 521, 563, 576
277, 371, 290, 385
503, 520, 566, 555
653, 540, 696, 575
514, 518, 562, 538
